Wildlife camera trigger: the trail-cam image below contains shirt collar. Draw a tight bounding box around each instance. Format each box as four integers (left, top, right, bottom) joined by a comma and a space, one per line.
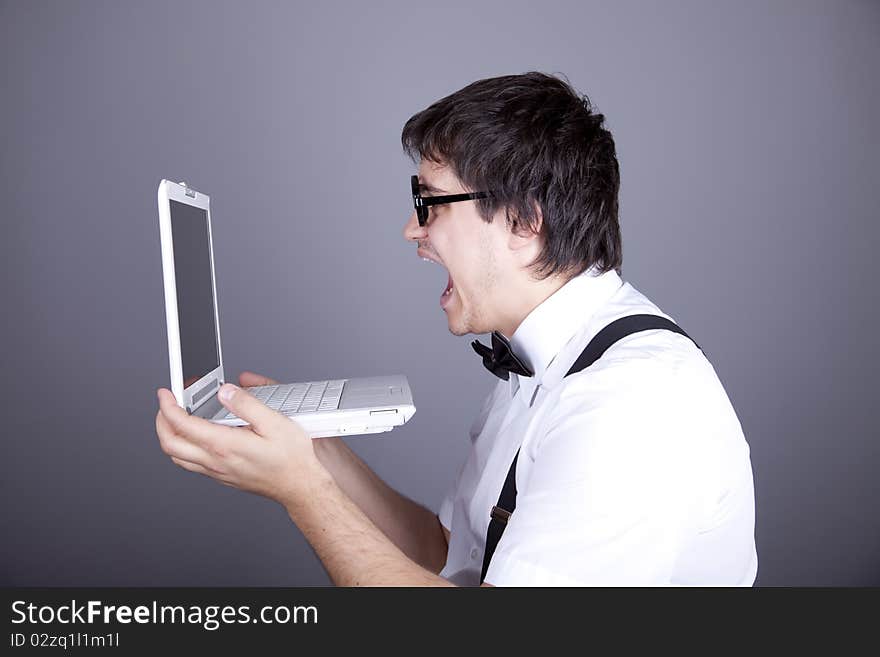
506, 266, 624, 403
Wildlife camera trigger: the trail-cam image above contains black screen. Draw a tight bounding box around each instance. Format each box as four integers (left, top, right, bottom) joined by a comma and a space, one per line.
170, 199, 220, 388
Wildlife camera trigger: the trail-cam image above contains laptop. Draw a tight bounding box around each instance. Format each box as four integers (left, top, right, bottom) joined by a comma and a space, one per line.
157, 179, 416, 438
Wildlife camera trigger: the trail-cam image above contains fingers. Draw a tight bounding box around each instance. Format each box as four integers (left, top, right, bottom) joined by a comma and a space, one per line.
156, 388, 246, 454
170, 456, 235, 486
238, 371, 279, 387
170, 455, 211, 475
156, 410, 223, 472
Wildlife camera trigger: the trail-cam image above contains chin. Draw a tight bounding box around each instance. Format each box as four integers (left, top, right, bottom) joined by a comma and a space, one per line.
446, 307, 483, 337
444, 309, 470, 337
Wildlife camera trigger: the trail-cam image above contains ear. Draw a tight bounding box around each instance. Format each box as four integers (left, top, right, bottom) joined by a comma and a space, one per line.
506, 202, 544, 253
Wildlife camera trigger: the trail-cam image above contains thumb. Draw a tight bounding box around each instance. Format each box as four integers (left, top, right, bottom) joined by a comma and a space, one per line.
218, 383, 286, 436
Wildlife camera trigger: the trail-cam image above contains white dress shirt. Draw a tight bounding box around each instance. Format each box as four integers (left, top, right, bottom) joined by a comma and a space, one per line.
438, 266, 758, 586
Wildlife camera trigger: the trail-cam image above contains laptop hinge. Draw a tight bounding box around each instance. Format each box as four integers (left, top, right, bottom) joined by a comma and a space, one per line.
191, 379, 220, 411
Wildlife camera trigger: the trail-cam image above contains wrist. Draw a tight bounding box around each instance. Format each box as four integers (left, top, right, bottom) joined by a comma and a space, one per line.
312, 434, 343, 460
280, 457, 335, 518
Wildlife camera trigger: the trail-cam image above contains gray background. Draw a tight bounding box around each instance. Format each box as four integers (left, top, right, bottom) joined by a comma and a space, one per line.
2, 0, 878, 586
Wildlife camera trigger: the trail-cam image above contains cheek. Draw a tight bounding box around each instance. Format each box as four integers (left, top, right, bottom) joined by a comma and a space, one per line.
458, 245, 489, 285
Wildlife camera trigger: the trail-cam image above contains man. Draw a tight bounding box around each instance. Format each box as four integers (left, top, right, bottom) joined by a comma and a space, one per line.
155, 72, 758, 586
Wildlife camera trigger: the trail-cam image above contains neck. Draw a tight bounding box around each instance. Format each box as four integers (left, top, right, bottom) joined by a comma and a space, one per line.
495, 272, 570, 339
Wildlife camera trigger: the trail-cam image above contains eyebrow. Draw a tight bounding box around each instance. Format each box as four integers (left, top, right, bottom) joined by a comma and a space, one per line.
418, 181, 449, 194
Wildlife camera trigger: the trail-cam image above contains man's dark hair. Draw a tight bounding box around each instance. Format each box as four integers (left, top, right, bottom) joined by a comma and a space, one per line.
402, 72, 622, 280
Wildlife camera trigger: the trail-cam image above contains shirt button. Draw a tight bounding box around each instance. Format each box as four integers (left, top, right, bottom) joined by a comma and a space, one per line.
470, 548, 479, 560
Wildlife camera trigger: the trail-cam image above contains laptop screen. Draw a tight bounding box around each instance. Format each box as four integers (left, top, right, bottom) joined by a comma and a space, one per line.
169, 199, 220, 388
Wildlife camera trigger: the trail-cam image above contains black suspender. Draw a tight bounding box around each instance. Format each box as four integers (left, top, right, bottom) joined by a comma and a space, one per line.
479, 314, 702, 584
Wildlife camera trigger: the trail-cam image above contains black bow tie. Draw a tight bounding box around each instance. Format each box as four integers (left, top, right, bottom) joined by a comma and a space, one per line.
471, 331, 534, 381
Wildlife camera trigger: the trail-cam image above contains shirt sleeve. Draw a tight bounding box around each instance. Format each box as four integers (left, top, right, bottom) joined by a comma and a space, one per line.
483, 361, 706, 586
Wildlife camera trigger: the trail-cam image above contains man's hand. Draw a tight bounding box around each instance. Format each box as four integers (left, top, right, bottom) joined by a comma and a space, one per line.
155, 377, 330, 509
156, 371, 457, 586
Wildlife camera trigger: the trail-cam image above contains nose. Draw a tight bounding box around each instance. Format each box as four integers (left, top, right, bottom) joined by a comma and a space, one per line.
403, 210, 427, 243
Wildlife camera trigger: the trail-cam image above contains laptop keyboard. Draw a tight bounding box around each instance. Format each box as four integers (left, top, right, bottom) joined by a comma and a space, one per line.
218, 379, 345, 420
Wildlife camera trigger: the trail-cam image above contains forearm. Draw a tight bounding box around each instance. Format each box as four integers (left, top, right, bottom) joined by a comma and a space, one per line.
286, 467, 454, 586
311, 437, 448, 573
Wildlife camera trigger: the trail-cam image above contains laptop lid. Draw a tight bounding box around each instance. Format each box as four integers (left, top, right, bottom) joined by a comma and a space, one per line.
157, 179, 227, 412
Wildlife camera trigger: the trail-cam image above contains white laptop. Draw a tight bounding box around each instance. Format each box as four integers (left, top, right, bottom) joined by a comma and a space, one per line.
157, 179, 416, 438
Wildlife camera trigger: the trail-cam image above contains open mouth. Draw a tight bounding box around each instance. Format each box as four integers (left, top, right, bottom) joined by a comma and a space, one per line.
419, 249, 455, 307
439, 271, 455, 309
442, 272, 454, 298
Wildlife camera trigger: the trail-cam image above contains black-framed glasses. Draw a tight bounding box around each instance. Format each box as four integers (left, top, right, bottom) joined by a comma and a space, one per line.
411, 175, 492, 227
